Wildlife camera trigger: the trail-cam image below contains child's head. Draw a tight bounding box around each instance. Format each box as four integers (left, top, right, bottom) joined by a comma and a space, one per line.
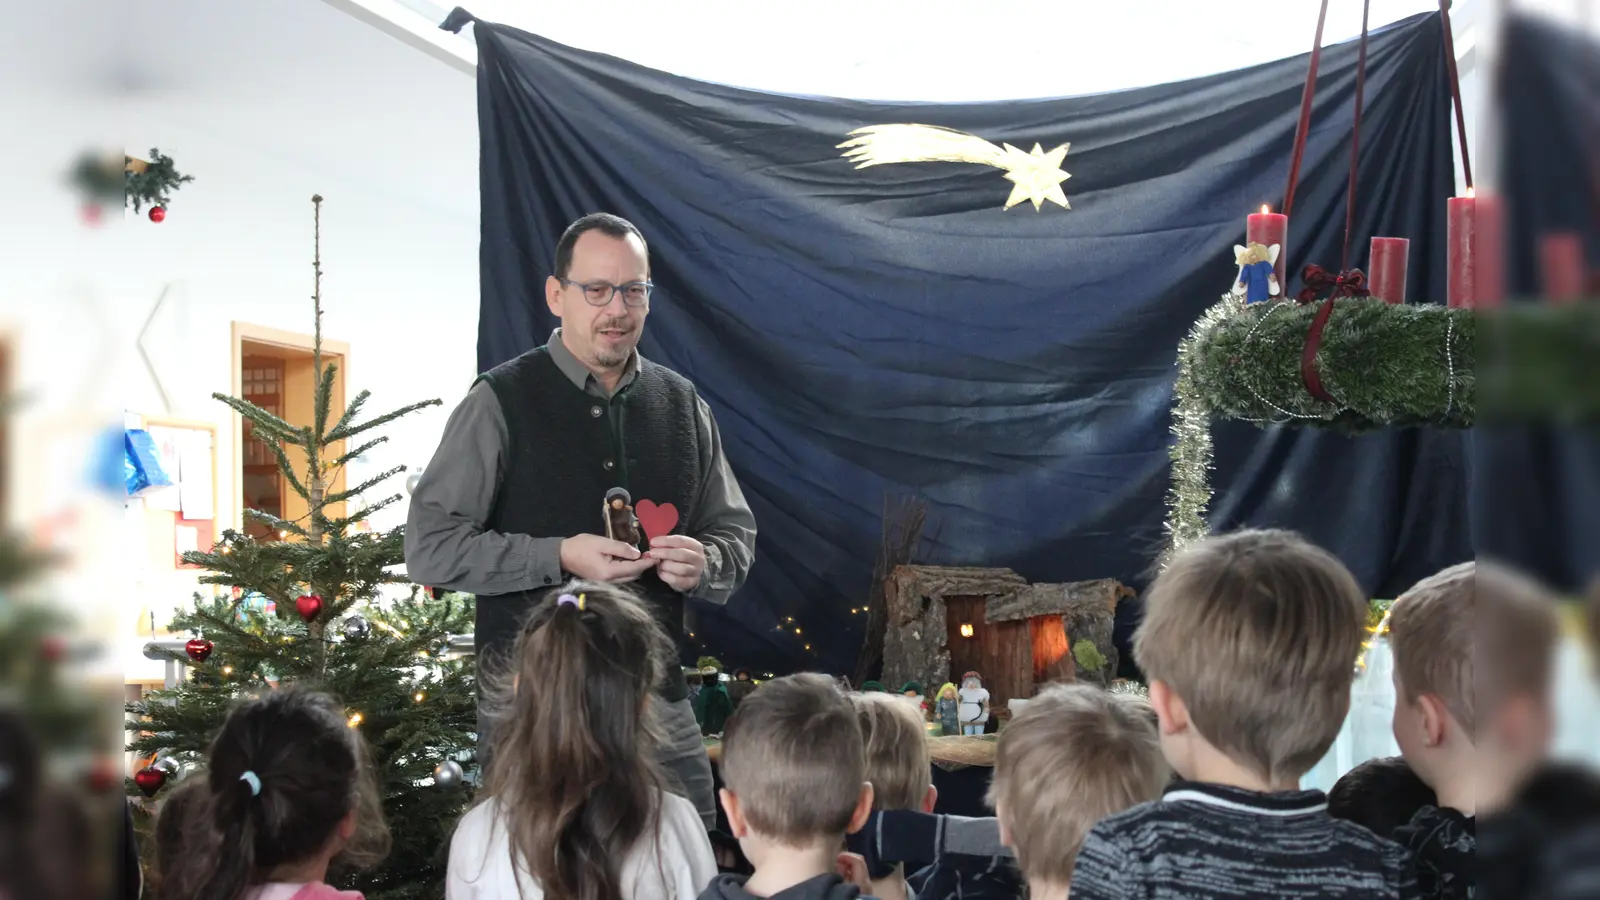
1327, 755, 1438, 837
1475, 561, 1561, 814
154, 775, 209, 893
481, 581, 674, 898
849, 692, 935, 813
163, 687, 389, 900
938, 682, 957, 701
988, 684, 1169, 890
1135, 529, 1366, 786
719, 674, 873, 862
1387, 562, 1476, 794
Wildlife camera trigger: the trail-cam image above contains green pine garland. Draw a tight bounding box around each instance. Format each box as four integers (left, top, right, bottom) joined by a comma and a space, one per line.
1186, 298, 1475, 433
125, 148, 194, 212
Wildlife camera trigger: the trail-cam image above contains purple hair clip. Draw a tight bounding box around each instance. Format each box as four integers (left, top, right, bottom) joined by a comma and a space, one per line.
556, 593, 586, 611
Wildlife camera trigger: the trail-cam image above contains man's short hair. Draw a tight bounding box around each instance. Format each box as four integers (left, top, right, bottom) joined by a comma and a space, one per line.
987, 684, 1168, 885
849, 693, 931, 812
1476, 560, 1560, 722
719, 673, 865, 846
553, 213, 648, 280
1388, 561, 1476, 732
1133, 529, 1366, 783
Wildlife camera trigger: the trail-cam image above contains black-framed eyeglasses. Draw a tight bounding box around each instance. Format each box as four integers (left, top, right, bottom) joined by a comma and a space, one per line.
559, 278, 653, 308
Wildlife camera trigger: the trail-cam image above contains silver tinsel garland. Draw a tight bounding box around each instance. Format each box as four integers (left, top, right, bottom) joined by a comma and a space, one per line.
1162, 295, 1242, 566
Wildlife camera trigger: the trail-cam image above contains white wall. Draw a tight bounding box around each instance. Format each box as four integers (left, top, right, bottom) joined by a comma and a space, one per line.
0, 0, 480, 679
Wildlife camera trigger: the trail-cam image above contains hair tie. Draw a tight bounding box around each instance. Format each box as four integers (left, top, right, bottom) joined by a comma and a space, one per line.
556, 593, 585, 611
239, 770, 262, 797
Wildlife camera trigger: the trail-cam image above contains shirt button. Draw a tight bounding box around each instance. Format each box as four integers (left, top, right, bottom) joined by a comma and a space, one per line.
590, 405, 603, 418
603, 459, 615, 471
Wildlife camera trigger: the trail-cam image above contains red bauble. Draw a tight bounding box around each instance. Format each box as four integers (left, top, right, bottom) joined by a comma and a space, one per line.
81, 203, 103, 225
148, 206, 166, 223
185, 638, 214, 662
295, 594, 324, 622
39, 636, 67, 662
133, 766, 167, 798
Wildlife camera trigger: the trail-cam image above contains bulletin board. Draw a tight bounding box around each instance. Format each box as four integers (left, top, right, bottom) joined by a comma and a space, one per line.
128, 414, 219, 571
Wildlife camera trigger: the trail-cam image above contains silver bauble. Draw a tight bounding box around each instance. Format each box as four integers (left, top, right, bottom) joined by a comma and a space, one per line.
433, 759, 465, 791
154, 756, 180, 775
343, 615, 371, 640
405, 470, 423, 495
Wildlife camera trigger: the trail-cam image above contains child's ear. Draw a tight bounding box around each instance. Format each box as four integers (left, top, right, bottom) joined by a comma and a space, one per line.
1419, 694, 1449, 747
719, 789, 748, 839
921, 785, 938, 814
1148, 680, 1188, 736
845, 783, 876, 835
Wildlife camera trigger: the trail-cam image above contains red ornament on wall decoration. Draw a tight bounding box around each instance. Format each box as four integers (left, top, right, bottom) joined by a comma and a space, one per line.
148, 205, 166, 223
81, 203, 103, 225
295, 594, 324, 622
185, 638, 214, 662
133, 766, 167, 797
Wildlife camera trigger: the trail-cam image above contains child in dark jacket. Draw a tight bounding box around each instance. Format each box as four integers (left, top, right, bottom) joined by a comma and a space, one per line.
701, 674, 874, 900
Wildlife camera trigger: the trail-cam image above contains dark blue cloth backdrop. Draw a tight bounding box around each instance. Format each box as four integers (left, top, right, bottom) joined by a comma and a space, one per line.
472, 12, 1474, 675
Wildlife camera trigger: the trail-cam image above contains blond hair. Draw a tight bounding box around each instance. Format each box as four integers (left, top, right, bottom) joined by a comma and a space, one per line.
1388, 561, 1475, 732
1476, 561, 1560, 723
719, 673, 865, 846
850, 693, 931, 812
987, 684, 1168, 884
1133, 529, 1365, 783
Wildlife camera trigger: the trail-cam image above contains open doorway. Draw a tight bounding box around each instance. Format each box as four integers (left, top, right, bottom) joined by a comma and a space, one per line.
232, 323, 349, 539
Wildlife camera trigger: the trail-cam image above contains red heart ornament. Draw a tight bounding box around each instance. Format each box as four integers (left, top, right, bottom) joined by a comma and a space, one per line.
134, 766, 167, 798
635, 500, 680, 542
184, 638, 214, 663
295, 594, 324, 623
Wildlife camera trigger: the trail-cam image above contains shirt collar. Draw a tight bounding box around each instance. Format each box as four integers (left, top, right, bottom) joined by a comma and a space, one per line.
1162, 780, 1329, 817
548, 328, 638, 394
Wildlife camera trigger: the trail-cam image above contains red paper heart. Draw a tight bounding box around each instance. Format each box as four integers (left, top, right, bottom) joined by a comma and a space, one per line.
295, 594, 324, 623
134, 766, 167, 798
185, 638, 214, 663
635, 500, 680, 542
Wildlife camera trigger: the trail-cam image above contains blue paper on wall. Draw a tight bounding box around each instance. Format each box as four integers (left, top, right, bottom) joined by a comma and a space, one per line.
125, 428, 173, 496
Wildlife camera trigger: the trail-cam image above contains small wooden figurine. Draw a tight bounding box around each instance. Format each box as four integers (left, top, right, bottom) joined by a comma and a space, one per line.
957, 671, 990, 736
604, 487, 644, 549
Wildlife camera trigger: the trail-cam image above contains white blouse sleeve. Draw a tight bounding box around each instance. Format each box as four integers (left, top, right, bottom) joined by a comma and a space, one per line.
657, 793, 718, 898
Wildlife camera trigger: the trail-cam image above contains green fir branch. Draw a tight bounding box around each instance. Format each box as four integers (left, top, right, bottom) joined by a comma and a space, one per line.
314, 361, 339, 447
125, 148, 194, 213
331, 435, 388, 471
327, 399, 443, 444
322, 466, 407, 508
327, 390, 373, 443
211, 393, 305, 445
243, 508, 311, 540
263, 438, 314, 505
323, 496, 403, 534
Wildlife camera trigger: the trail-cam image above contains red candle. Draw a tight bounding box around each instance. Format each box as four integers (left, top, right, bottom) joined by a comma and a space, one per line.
1539, 232, 1585, 303
1476, 194, 1504, 309
1368, 237, 1409, 305
1447, 193, 1475, 308
1246, 205, 1289, 288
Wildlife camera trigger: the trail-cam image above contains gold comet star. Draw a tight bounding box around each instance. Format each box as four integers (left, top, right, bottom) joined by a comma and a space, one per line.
839, 124, 1072, 211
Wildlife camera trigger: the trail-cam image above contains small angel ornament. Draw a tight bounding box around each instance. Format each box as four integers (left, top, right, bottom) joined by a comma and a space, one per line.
1230, 241, 1281, 304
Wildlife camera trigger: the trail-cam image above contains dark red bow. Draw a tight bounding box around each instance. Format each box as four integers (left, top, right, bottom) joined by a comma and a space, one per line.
1297, 265, 1370, 303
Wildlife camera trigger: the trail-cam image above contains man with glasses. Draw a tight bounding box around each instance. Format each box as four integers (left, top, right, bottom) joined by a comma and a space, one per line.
406, 213, 756, 828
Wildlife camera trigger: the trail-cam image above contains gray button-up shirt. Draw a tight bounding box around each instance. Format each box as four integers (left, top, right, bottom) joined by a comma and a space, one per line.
404, 329, 756, 604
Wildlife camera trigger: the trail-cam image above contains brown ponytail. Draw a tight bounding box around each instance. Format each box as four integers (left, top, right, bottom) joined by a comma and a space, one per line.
476, 581, 673, 900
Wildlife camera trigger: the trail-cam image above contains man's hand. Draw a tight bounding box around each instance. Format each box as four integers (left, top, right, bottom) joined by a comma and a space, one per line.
647, 535, 706, 593
558, 534, 657, 583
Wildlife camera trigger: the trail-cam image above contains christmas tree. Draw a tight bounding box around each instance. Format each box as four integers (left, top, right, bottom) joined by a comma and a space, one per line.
125, 195, 476, 900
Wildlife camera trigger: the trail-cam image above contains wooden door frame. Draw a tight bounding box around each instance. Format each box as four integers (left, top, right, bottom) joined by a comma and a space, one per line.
230, 322, 351, 532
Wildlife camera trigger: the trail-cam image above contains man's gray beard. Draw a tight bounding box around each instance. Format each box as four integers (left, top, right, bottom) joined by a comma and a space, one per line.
594, 346, 631, 368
